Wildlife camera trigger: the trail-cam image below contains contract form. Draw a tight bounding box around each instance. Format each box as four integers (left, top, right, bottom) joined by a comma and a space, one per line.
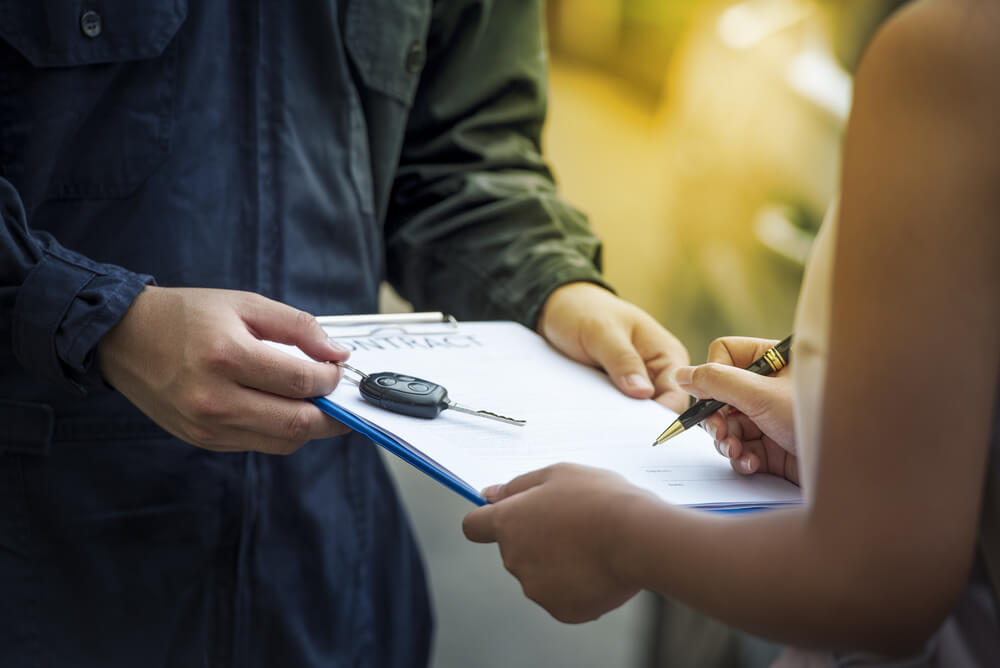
273, 320, 801, 509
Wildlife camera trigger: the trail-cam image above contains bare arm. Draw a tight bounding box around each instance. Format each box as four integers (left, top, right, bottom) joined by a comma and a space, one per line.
622, 0, 1000, 652
465, 0, 1000, 654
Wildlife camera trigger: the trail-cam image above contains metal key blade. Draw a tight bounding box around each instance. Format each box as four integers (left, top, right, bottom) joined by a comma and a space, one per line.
445, 400, 526, 426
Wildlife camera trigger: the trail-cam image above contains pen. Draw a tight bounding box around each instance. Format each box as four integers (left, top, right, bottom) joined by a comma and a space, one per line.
652, 335, 793, 446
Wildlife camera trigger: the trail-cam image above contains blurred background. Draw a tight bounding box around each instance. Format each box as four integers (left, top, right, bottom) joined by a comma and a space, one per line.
381, 1, 908, 666
542, 0, 906, 359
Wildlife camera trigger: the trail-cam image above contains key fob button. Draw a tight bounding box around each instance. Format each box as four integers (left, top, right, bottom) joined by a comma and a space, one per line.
375, 376, 397, 387
407, 382, 431, 393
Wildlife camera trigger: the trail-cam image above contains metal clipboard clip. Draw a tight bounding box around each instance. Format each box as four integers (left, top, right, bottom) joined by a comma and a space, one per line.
315, 311, 459, 338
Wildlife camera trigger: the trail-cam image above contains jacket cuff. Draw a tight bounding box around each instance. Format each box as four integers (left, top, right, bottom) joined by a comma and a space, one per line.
13, 251, 153, 395
514, 264, 615, 332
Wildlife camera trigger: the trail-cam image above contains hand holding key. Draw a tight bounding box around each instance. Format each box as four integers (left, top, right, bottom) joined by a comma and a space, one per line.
338, 363, 525, 426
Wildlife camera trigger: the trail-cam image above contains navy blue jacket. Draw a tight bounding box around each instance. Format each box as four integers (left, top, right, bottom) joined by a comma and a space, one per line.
0, 1, 606, 666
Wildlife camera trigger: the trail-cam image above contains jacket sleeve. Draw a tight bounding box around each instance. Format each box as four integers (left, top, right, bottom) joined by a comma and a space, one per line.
385, 0, 613, 328
0, 177, 153, 395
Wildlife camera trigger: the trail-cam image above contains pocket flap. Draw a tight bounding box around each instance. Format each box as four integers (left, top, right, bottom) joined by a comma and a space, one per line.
0, 0, 187, 67
344, 0, 430, 106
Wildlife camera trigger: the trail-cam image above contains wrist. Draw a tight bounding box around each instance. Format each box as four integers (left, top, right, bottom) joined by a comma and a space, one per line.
536, 281, 615, 338
97, 285, 160, 385
603, 488, 667, 591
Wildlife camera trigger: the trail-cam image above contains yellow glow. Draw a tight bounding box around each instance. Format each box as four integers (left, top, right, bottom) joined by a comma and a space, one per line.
543, 0, 891, 359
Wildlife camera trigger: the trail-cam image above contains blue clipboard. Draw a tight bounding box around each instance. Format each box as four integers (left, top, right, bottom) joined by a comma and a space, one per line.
311, 396, 488, 506
314, 394, 762, 513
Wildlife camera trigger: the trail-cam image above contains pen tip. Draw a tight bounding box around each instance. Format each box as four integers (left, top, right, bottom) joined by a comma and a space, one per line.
652, 420, 686, 446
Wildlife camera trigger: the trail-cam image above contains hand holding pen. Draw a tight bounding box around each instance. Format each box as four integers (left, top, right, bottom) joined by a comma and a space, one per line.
656, 336, 799, 483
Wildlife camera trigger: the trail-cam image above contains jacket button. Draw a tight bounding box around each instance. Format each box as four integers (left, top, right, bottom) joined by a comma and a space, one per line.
405, 41, 425, 74
80, 10, 103, 38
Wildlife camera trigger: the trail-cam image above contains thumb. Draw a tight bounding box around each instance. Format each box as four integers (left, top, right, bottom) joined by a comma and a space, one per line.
673, 364, 774, 417
462, 505, 498, 544
240, 295, 349, 363
585, 327, 655, 398
481, 466, 553, 504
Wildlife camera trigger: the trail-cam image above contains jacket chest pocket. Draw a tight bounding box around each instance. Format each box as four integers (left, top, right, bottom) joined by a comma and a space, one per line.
344, 0, 431, 107
0, 0, 187, 202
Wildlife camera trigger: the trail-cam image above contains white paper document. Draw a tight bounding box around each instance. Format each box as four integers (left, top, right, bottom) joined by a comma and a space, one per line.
273, 320, 801, 509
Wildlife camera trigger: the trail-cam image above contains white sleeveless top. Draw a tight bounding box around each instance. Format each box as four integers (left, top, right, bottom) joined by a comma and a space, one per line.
790, 205, 837, 504
772, 207, 1000, 668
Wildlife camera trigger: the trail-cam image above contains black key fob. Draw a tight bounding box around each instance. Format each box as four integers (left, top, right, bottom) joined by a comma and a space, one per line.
358, 371, 450, 419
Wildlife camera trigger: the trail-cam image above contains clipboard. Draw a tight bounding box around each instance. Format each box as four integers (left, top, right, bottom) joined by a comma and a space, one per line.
309, 397, 487, 505
279, 314, 802, 512
316, 312, 485, 503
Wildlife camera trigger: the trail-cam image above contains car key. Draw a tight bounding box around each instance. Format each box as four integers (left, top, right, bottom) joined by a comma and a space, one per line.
337, 363, 525, 426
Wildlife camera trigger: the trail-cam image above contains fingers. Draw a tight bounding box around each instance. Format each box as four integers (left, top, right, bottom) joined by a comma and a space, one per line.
102, 287, 355, 457
702, 412, 727, 443
706, 337, 781, 368
483, 467, 554, 503
706, 410, 762, 444
705, 409, 772, 473
711, 426, 762, 475
178, 386, 351, 454
462, 505, 498, 543
249, 392, 352, 445
728, 438, 799, 484
654, 388, 691, 414
716, 436, 743, 461
193, 420, 351, 455
204, 295, 346, 399
231, 340, 344, 399
730, 447, 761, 475
535, 284, 690, 406
631, 316, 690, 410
582, 324, 656, 398
463, 468, 555, 544
239, 294, 349, 363
673, 363, 774, 416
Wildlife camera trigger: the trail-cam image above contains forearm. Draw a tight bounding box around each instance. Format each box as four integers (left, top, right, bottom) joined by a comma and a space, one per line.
630, 3, 1000, 653
387, 0, 611, 326
1, 177, 152, 393
618, 499, 951, 655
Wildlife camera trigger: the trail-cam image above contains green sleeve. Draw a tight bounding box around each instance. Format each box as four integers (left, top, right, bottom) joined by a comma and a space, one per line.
385, 0, 613, 328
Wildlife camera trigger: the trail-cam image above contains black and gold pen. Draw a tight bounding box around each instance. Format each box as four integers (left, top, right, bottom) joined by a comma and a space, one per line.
652, 335, 793, 446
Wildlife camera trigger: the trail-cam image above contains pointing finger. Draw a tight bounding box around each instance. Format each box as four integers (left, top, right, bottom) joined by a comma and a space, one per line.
673, 364, 774, 417
233, 340, 344, 399
239, 294, 349, 363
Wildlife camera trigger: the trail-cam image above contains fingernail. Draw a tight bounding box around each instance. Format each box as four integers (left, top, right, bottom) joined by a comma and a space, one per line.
326, 338, 349, 353
673, 366, 695, 386
482, 485, 502, 501
741, 457, 753, 473
624, 373, 653, 392
720, 441, 729, 457
705, 422, 716, 439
